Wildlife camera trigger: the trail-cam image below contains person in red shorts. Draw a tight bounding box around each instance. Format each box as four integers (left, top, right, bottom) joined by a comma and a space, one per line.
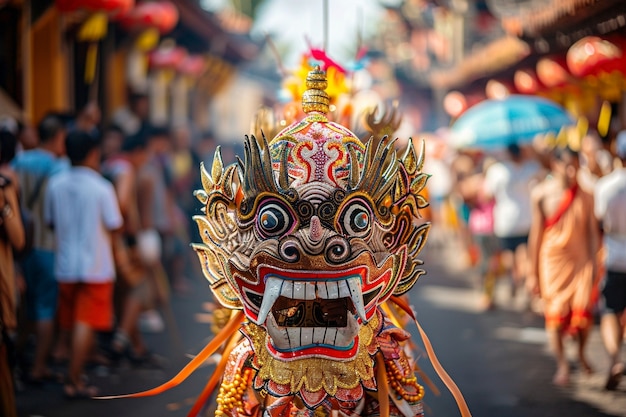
44, 130, 123, 398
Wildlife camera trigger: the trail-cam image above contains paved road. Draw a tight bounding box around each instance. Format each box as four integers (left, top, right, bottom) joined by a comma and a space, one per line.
411, 239, 626, 417
15, 237, 626, 417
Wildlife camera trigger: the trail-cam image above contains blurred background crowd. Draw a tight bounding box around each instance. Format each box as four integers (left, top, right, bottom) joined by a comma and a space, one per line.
1, 0, 626, 416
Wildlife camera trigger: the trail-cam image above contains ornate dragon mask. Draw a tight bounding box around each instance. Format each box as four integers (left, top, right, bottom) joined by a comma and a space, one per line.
193, 66, 431, 414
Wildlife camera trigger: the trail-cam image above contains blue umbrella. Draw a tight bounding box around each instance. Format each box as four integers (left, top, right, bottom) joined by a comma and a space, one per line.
450, 95, 575, 149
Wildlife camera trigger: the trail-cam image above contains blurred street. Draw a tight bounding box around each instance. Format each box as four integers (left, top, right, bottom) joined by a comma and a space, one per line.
15, 230, 626, 417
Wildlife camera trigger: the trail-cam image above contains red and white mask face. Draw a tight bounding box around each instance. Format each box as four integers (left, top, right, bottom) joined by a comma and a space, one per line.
194, 116, 429, 363
229, 180, 409, 361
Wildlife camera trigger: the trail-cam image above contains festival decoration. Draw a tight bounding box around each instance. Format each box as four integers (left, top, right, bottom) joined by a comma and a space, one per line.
566, 36, 624, 78
597, 100, 612, 138
55, 0, 134, 15
443, 91, 469, 118
536, 56, 571, 89
148, 44, 187, 70
177, 54, 207, 77
118, 0, 179, 34
118, 1, 179, 97
56, 0, 135, 84
513, 69, 543, 95
485, 79, 514, 100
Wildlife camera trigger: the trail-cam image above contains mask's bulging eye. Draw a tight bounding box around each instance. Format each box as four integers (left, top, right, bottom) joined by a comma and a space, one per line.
256, 201, 295, 238
338, 200, 373, 238
353, 211, 369, 230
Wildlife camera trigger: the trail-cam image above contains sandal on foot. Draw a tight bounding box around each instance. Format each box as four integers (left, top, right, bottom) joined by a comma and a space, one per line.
64, 383, 99, 399
605, 363, 624, 391
26, 370, 64, 386
553, 367, 570, 387
129, 351, 166, 369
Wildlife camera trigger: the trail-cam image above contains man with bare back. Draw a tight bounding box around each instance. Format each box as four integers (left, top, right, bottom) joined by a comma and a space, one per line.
527, 145, 600, 386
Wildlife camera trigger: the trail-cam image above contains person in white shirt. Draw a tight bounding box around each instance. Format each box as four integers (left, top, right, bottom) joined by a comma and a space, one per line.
44, 130, 123, 398
594, 130, 626, 391
484, 143, 543, 304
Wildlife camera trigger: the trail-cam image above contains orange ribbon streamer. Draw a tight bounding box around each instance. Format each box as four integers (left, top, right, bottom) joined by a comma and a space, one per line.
375, 353, 390, 417
187, 330, 243, 417
390, 296, 472, 417
95, 311, 245, 400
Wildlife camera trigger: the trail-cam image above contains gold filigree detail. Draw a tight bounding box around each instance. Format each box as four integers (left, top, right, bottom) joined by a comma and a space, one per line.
302, 66, 330, 115
305, 114, 329, 123
246, 315, 379, 396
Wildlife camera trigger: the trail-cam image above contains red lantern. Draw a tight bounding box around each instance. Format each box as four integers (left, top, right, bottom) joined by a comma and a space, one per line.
149, 46, 187, 69
536, 56, 571, 88
119, 1, 179, 34
514, 69, 543, 94
485, 79, 515, 99
177, 55, 206, 77
567, 36, 625, 77
56, 0, 134, 15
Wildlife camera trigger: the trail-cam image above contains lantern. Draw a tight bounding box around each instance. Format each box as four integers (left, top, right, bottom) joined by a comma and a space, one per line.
177, 55, 206, 77
56, 0, 135, 85
443, 91, 468, 118
149, 45, 187, 70
55, 0, 134, 16
514, 69, 542, 94
536, 56, 571, 88
566, 36, 624, 78
119, 1, 179, 34
485, 79, 514, 100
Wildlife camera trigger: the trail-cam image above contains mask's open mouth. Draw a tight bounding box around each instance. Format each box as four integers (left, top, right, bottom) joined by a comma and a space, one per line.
272, 295, 354, 327
250, 266, 378, 360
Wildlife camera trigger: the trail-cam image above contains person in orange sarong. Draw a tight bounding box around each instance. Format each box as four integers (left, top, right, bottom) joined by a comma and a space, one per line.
528, 145, 600, 387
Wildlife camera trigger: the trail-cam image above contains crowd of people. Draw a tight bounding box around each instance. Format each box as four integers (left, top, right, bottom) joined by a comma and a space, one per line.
0, 94, 221, 415
429, 127, 626, 391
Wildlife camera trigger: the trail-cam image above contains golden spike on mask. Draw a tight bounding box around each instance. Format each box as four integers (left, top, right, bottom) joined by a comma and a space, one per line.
356, 136, 399, 222
363, 102, 402, 150
237, 134, 282, 216
194, 188, 208, 206
416, 139, 426, 173
199, 161, 214, 193
401, 139, 422, 176
251, 106, 277, 149
348, 144, 361, 190
211, 146, 225, 185
277, 143, 290, 191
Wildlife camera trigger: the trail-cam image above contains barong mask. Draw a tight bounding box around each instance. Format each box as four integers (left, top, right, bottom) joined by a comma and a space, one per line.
194, 66, 429, 365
